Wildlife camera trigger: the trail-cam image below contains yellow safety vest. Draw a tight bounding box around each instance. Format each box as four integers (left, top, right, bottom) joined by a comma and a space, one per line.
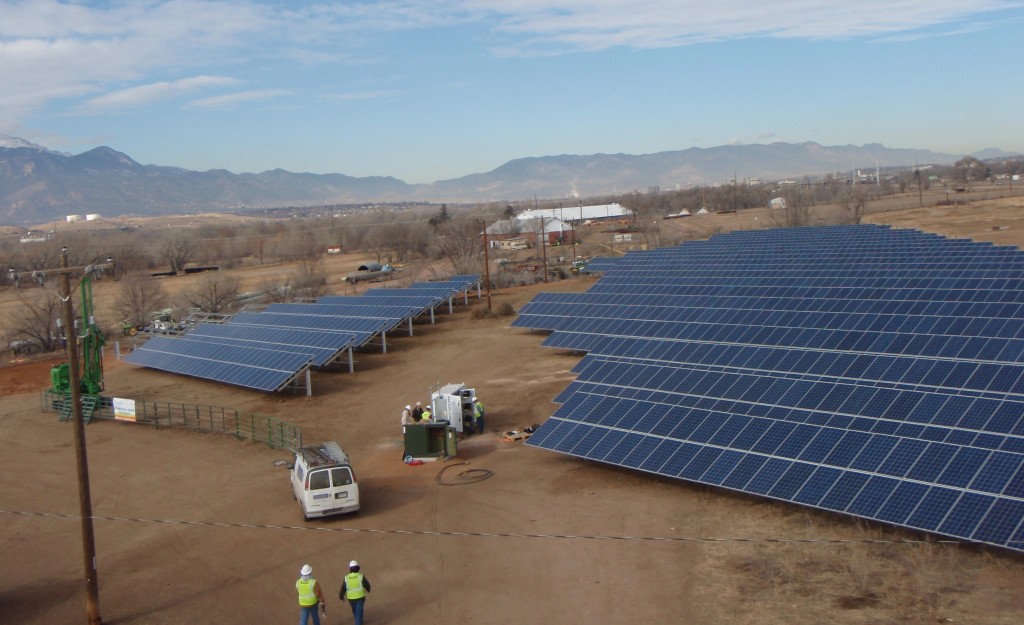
421, 410, 432, 421
345, 572, 366, 600
474, 401, 484, 419
296, 577, 319, 606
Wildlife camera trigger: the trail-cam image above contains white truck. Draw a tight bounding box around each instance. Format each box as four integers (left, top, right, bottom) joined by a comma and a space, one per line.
290, 441, 360, 520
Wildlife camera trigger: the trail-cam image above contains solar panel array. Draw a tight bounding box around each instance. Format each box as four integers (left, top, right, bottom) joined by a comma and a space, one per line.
513, 225, 1024, 553
124, 275, 480, 392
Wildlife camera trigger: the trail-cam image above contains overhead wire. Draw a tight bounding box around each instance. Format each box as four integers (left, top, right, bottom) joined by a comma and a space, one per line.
0, 509, 962, 547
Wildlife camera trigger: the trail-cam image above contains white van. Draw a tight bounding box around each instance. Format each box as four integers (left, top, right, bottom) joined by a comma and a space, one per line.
290, 441, 360, 520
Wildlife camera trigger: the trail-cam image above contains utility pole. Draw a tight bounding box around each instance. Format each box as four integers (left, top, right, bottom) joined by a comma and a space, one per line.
539, 217, 549, 283
480, 220, 492, 312
51, 247, 113, 622
58, 248, 103, 625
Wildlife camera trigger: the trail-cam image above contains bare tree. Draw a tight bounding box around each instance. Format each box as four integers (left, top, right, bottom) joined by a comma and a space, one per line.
432, 217, 483, 274
291, 256, 328, 300
160, 232, 197, 274
114, 272, 170, 328
840, 187, 871, 225
19, 240, 64, 271
4, 288, 62, 352
186, 271, 241, 313
772, 186, 813, 227
364, 226, 395, 264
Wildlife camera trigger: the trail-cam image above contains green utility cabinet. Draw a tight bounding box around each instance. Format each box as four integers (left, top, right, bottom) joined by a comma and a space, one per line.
403, 423, 457, 461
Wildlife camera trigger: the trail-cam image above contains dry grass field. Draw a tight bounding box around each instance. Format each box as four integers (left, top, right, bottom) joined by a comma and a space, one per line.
2, 197, 1024, 625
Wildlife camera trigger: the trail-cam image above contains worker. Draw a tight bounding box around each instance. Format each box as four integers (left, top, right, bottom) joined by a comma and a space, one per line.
401, 405, 413, 426
340, 560, 371, 625
472, 396, 485, 434
412, 401, 424, 422
420, 405, 432, 422
296, 564, 326, 625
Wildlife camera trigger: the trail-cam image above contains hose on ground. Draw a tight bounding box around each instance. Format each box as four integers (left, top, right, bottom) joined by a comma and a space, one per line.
436, 461, 494, 486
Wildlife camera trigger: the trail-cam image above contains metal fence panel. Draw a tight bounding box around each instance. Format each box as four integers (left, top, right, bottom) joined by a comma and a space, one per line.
41, 391, 301, 449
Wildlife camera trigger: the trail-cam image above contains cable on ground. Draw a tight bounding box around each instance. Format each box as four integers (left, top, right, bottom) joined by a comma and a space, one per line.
436, 461, 495, 486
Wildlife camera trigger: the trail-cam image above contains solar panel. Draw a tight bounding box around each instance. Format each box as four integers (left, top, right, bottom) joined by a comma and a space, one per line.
185, 323, 355, 367
123, 336, 313, 391
123, 274, 481, 392
227, 312, 388, 347
518, 225, 1024, 553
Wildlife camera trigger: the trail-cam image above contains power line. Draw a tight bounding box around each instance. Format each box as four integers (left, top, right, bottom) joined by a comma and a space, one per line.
0, 509, 961, 547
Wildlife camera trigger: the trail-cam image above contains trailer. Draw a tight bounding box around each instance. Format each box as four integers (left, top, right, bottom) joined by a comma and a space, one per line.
345, 263, 396, 284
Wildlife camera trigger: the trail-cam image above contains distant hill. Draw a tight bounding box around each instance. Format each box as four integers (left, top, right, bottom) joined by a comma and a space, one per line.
0, 134, 1014, 225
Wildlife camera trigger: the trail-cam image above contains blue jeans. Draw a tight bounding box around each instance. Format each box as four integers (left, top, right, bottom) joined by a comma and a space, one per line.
299, 604, 321, 625
349, 598, 365, 625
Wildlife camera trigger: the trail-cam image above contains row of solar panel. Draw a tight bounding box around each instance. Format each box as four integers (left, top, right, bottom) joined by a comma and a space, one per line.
525, 291, 1024, 319
587, 283, 1024, 303
125, 336, 315, 391
529, 417, 1024, 547
543, 334, 1024, 399
124, 275, 481, 391
519, 299, 1024, 338
559, 359, 1024, 444
519, 311, 1024, 363
542, 389, 1024, 493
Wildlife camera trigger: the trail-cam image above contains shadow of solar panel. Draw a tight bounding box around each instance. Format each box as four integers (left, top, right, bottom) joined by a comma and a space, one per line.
520, 225, 1024, 553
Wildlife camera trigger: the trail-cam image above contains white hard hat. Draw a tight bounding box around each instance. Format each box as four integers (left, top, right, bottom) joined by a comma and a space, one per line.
349, 560, 359, 568
300, 564, 312, 576
472, 396, 478, 401
405, 405, 411, 410
415, 401, 422, 405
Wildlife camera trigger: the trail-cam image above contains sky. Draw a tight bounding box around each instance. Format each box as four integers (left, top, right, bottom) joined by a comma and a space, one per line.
2, 1, 1023, 184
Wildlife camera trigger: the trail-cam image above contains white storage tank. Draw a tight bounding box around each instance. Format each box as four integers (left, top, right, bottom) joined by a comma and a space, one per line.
66, 215, 82, 222
85, 213, 101, 221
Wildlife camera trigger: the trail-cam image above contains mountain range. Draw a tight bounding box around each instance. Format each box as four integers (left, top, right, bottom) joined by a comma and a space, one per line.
0, 134, 1015, 225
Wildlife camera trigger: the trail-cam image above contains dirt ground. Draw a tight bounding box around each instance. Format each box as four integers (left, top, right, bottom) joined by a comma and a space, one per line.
3, 202, 1024, 625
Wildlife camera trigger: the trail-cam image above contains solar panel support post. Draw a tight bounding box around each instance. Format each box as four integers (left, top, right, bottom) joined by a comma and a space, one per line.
348, 347, 354, 373
381, 330, 387, 353
407, 317, 413, 337
305, 369, 311, 397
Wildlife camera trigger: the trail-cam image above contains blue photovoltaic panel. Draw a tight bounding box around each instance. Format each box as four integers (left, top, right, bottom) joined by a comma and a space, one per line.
123, 336, 313, 391
519, 225, 1024, 553
124, 274, 481, 392
185, 323, 354, 367
227, 311, 388, 346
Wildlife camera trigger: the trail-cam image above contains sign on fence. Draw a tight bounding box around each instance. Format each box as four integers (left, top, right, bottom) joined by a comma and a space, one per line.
113, 397, 137, 422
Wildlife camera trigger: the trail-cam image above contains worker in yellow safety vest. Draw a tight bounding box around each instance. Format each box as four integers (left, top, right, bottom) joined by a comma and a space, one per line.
472, 396, 485, 434
420, 406, 432, 422
296, 564, 325, 625
340, 560, 372, 625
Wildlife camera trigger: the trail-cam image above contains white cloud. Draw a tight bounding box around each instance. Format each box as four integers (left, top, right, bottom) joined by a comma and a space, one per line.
85, 76, 242, 110
465, 1, 1022, 52
189, 89, 289, 108
0, 0, 1019, 123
